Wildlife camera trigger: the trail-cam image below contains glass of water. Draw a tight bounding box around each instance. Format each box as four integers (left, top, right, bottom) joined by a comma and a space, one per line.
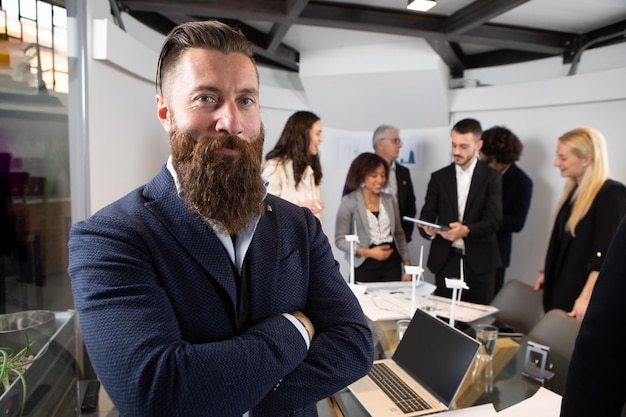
396, 319, 411, 342
475, 324, 498, 360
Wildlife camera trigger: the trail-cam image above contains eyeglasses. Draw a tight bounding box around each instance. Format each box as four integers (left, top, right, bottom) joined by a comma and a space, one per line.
383, 138, 403, 146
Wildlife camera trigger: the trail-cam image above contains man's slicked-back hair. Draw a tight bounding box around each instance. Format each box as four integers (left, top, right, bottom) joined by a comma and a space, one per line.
452, 118, 482, 141
156, 20, 256, 94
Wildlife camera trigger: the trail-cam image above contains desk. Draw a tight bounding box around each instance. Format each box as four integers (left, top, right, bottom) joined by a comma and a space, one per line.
332, 318, 564, 416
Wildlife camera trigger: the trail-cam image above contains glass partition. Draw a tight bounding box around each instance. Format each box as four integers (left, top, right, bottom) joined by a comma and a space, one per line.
0, 0, 72, 315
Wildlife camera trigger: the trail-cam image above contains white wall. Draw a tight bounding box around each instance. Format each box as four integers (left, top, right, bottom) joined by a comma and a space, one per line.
81, 0, 626, 289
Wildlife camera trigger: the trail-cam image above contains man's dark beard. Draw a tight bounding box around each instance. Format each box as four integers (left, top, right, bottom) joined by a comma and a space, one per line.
170, 128, 266, 235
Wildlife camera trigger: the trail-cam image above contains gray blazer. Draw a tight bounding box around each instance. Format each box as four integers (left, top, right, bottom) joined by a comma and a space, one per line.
335, 189, 410, 268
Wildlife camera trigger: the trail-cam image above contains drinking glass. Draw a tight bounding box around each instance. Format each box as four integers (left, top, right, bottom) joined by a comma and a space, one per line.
475, 324, 498, 360
419, 298, 437, 317
396, 319, 410, 342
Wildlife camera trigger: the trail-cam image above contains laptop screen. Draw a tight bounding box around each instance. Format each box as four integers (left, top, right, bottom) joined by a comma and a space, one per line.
392, 308, 480, 407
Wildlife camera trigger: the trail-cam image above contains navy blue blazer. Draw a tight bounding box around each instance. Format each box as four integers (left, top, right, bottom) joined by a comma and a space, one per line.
499, 163, 533, 268
418, 161, 502, 275
69, 165, 373, 417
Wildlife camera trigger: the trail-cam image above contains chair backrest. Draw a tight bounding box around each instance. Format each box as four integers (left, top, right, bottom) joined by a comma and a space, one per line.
527, 308, 581, 361
490, 279, 544, 334
526, 308, 581, 394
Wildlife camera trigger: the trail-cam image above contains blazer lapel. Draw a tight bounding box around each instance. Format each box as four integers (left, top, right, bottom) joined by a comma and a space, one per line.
143, 166, 238, 307
245, 198, 279, 320
443, 164, 459, 219
464, 161, 485, 217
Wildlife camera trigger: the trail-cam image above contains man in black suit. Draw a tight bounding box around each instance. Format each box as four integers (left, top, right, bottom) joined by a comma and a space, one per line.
479, 126, 533, 296
418, 119, 502, 305
341, 125, 416, 242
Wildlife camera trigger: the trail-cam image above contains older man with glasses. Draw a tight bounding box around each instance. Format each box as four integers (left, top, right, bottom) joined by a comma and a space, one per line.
372, 124, 417, 243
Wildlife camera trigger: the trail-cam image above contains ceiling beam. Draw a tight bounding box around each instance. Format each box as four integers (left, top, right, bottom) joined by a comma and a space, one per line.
126, 7, 300, 71
120, 0, 581, 74
298, 3, 571, 55
444, 0, 531, 34
266, 0, 309, 52
426, 39, 465, 78
121, 0, 574, 54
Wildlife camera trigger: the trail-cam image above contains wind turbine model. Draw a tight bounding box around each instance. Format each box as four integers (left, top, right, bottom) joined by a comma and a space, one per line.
345, 220, 359, 285
404, 245, 425, 315
444, 257, 469, 328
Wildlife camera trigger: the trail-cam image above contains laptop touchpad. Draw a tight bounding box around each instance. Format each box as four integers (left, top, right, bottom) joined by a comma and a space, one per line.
351, 377, 378, 393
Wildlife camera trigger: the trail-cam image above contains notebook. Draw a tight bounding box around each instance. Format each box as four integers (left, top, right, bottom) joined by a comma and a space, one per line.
348, 308, 480, 416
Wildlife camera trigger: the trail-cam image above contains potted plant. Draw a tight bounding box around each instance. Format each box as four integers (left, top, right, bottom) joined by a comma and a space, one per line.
0, 331, 46, 417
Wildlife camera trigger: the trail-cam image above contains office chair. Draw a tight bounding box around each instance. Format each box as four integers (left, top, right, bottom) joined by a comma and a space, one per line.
490, 279, 544, 335
527, 308, 581, 361
526, 308, 582, 394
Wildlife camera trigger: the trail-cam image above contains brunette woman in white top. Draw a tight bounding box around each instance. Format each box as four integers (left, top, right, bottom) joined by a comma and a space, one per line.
262, 111, 325, 221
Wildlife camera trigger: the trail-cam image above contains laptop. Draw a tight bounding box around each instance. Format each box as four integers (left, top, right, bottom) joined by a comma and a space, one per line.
348, 308, 480, 416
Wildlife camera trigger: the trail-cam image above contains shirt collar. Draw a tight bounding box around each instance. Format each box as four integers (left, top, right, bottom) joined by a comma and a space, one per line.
455, 157, 478, 177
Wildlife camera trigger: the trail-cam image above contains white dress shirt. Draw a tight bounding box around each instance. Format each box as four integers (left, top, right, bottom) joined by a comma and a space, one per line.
453, 157, 478, 250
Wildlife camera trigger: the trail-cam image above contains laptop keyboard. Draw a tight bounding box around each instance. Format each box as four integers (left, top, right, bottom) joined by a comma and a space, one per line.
369, 362, 433, 414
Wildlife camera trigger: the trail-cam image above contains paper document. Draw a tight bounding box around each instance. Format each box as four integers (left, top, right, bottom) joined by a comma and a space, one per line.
356, 282, 498, 322
435, 404, 497, 416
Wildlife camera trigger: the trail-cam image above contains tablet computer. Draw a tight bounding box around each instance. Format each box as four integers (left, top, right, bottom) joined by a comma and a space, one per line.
402, 216, 451, 231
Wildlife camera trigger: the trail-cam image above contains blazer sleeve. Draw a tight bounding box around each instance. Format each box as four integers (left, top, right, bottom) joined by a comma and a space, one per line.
396, 164, 417, 241
262, 158, 288, 198
501, 165, 533, 234
387, 195, 410, 262
254, 205, 374, 415
464, 164, 502, 239
588, 181, 626, 270
335, 194, 357, 255
418, 170, 445, 241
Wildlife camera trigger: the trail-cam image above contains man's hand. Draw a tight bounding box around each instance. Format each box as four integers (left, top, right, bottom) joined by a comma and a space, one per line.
418, 224, 439, 238
291, 311, 315, 342
438, 222, 468, 241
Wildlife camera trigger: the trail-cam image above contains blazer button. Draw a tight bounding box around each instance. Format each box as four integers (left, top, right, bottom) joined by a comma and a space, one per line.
273, 378, 284, 391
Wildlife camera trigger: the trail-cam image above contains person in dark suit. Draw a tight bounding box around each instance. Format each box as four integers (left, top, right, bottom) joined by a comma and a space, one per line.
560, 217, 626, 417
479, 126, 533, 295
534, 127, 626, 321
68, 21, 373, 417
342, 125, 417, 242
418, 119, 502, 305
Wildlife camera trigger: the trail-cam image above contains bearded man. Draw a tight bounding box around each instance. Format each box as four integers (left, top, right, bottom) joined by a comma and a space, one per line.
68, 20, 373, 417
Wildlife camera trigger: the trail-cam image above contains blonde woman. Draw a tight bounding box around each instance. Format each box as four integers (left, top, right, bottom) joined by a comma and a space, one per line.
534, 127, 626, 320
